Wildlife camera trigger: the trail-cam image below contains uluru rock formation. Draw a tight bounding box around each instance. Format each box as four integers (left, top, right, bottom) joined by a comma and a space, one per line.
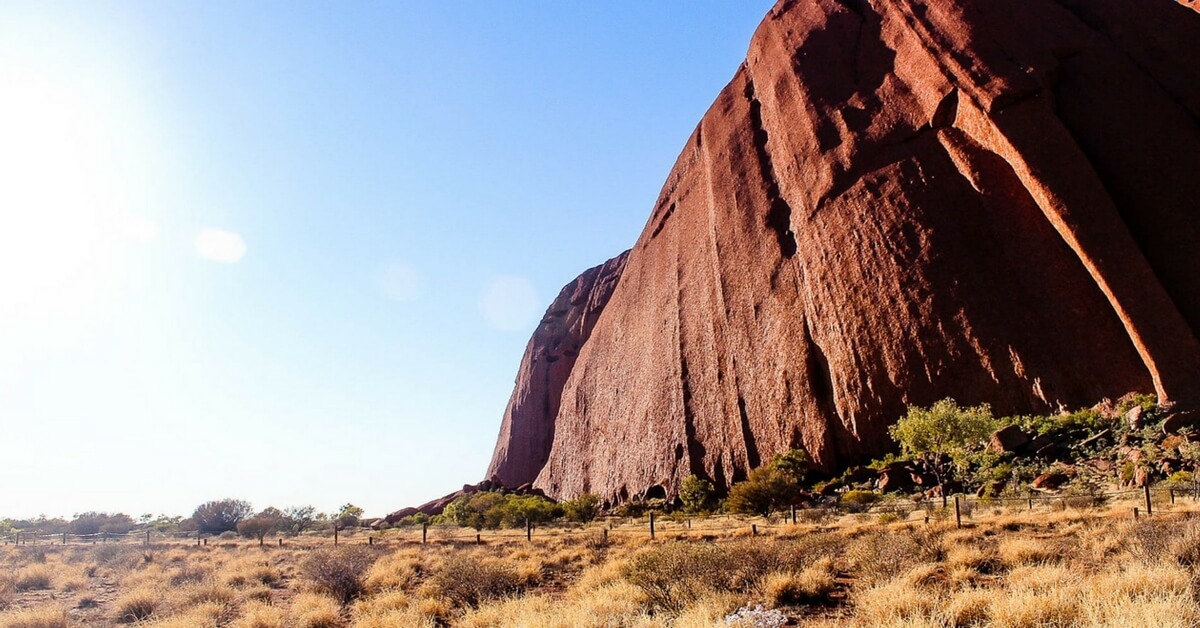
487, 0, 1200, 504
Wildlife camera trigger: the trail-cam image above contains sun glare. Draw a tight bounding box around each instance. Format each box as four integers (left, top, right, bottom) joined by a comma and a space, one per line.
0, 60, 147, 353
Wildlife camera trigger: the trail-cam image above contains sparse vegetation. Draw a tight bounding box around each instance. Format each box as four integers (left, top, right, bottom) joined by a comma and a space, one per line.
4, 394, 1197, 626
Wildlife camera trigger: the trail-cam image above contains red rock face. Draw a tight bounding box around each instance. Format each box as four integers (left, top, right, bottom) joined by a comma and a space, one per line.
486, 252, 628, 488
489, 0, 1200, 504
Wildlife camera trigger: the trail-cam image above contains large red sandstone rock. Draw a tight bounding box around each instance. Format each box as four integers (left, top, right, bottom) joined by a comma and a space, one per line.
488, 0, 1200, 504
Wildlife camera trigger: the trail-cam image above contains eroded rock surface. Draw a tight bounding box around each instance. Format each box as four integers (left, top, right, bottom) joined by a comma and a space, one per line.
488, 0, 1200, 504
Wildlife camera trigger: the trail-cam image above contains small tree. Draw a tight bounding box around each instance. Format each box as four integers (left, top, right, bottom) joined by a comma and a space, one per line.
770, 449, 810, 484
725, 466, 803, 517
679, 475, 715, 513
498, 495, 557, 528
192, 499, 254, 534
889, 399, 997, 501
442, 493, 506, 530
282, 506, 318, 536
336, 504, 365, 530
562, 493, 602, 523
238, 508, 284, 545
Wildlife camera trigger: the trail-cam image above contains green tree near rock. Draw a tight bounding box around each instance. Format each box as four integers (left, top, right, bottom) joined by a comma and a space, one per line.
888, 398, 997, 496
725, 448, 809, 517
679, 476, 715, 514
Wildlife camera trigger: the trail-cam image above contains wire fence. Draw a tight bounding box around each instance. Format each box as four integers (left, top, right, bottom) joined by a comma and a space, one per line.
3, 485, 1195, 550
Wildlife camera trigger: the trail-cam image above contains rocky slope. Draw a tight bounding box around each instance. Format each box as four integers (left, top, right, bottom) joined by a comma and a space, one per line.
489, 0, 1200, 505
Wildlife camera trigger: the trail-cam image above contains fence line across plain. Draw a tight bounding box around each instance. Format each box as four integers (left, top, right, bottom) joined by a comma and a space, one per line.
2, 486, 1194, 548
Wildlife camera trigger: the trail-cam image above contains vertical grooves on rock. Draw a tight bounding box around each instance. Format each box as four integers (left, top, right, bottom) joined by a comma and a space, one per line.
886, 0, 1200, 406
804, 322, 843, 452
744, 78, 799, 258
736, 391, 761, 472
673, 225, 706, 483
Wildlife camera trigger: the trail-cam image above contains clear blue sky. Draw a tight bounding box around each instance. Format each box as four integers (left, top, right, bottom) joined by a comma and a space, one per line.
0, 1, 770, 520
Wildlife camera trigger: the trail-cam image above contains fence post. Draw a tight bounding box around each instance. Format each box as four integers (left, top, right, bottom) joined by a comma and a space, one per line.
525, 518, 532, 542
751, 524, 758, 537
602, 528, 608, 543
278, 538, 283, 547
649, 512, 655, 540
145, 530, 150, 546
1170, 489, 1176, 504
1028, 494, 1033, 511
422, 522, 428, 545
953, 495, 962, 529
1145, 484, 1153, 516
790, 505, 797, 525
334, 526, 339, 546
62, 532, 67, 546
475, 533, 481, 545
102, 532, 107, 544
1133, 507, 1139, 520
368, 536, 373, 546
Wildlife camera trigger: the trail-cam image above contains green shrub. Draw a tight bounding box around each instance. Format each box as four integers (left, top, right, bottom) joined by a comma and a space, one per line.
679, 476, 715, 514
562, 493, 601, 523
839, 490, 879, 513
726, 467, 802, 517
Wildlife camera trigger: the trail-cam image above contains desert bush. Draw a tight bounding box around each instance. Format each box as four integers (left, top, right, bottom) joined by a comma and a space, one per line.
726, 467, 803, 517
69, 512, 134, 536
622, 542, 731, 613
302, 546, 380, 603
238, 508, 285, 544
428, 555, 521, 608
497, 495, 557, 528
191, 499, 253, 534
846, 527, 944, 584
678, 476, 715, 514
1130, 519, 1200, 569
562, 493, 602, 523
839, 490, 879, 513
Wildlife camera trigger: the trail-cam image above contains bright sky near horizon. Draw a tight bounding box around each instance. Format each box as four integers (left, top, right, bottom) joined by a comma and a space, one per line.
0, 2, 770, 520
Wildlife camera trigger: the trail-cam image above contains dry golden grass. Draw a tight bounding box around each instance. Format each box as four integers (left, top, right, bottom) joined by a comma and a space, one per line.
0, 607, 72, 628
4, 497, 1200, 626
288, 592, 342, 628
